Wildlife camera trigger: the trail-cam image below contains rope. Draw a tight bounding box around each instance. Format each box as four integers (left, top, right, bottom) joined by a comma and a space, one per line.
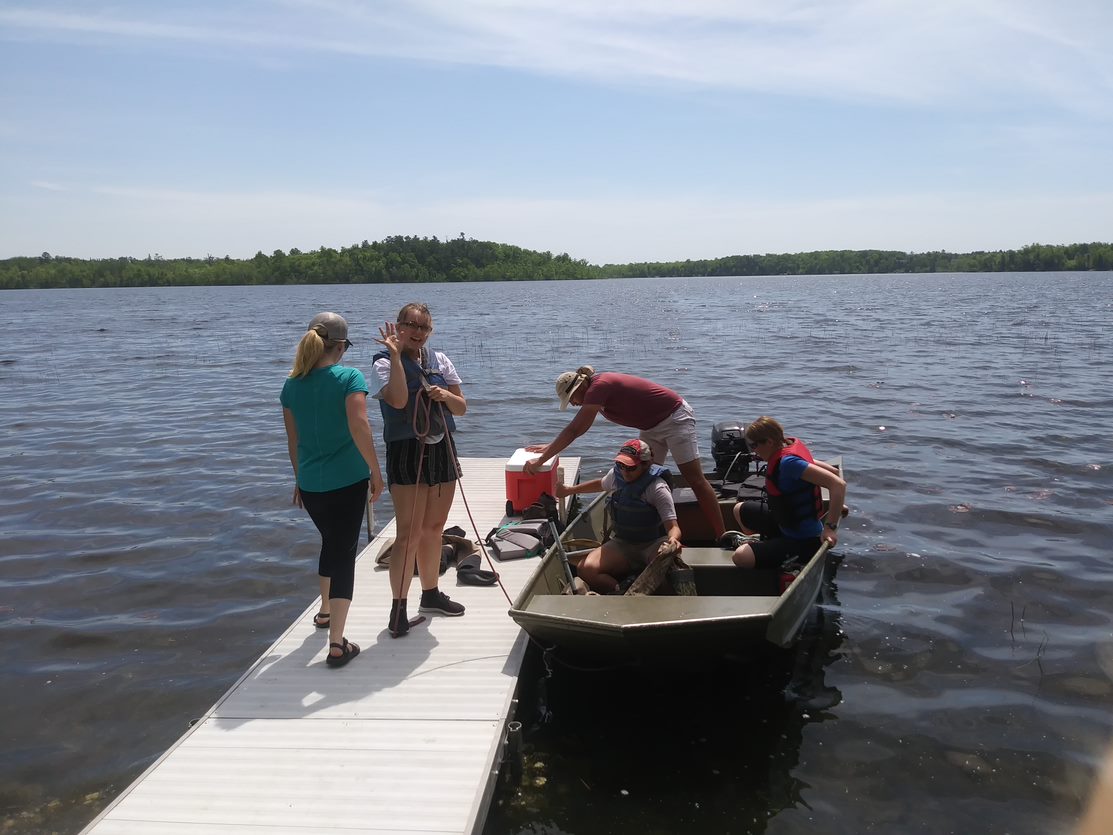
391, 426, 427, 619
394, 348, 545, 611
433, 397, 515, 606
391, 356, 435, 633
387, 352, 516, 632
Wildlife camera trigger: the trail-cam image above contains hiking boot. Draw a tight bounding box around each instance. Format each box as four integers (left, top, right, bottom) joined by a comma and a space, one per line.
419, 588, 466, 617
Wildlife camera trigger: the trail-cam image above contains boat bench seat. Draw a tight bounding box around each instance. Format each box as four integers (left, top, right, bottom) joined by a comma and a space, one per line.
678, 546, 737, 567
524, 594, 780, 624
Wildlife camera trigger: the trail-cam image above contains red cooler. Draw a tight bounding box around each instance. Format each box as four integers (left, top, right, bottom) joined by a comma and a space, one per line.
505, 448, 559, 516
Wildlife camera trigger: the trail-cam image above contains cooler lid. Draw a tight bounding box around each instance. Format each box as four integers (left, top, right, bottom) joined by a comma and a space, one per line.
506, 448, 558, 472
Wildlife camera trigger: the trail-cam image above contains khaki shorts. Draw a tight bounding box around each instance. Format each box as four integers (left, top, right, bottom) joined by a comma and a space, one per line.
639, 400, 699, 466
610, 535, 670, 572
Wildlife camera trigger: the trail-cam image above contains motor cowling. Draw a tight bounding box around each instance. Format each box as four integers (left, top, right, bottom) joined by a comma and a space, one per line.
711, 421, 753, 482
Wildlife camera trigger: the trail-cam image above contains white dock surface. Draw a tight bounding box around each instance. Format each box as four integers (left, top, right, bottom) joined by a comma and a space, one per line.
84, 456, 579, 835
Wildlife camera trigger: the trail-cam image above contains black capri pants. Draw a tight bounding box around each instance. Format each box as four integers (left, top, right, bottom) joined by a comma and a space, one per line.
298, 478, 368, 601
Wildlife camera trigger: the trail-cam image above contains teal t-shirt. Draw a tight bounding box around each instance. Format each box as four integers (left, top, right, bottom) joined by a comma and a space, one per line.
280, 364, 371, 492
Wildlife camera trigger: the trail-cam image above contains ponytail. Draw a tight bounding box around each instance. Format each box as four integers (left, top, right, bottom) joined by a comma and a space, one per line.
290, 329, 325, 378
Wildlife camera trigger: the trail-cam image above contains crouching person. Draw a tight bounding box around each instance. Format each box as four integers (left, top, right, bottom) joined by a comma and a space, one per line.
555, 439, 681, 594
731, 416, 846, 570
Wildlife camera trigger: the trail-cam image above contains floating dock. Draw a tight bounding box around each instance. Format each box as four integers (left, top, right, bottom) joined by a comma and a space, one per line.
83, 456, 579, 834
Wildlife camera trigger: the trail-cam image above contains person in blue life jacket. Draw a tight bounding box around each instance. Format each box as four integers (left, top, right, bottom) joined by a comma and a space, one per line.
372, 303, 467, 636
281, 312, 386, 669
554, 439, 682, 594
729, 416, 846, 571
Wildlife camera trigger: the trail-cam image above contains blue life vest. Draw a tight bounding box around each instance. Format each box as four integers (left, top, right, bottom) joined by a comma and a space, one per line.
608, 463, 672, 543
373, 349, 457, 443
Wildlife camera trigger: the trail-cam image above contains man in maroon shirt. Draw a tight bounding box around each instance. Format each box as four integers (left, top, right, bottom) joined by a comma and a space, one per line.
524, 365, 728, 543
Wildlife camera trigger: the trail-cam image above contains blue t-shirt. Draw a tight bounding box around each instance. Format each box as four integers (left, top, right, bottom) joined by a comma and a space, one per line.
776, 455, 823, 539
280, 364, 370, 492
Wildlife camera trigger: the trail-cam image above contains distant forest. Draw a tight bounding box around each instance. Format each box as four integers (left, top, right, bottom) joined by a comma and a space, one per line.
2, 236, 1111, 290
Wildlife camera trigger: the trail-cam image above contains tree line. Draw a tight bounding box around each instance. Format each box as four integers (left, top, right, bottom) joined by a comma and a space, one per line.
2, 235, 1110, 290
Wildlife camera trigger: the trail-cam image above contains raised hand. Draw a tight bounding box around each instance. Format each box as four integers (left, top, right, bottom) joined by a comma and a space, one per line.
374, 322, 401, 355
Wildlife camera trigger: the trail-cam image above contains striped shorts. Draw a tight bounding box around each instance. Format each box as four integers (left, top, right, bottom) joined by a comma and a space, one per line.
386, 435, 462, 487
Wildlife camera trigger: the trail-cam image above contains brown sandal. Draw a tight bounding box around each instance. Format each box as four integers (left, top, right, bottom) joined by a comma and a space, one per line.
312, 612, 330, 628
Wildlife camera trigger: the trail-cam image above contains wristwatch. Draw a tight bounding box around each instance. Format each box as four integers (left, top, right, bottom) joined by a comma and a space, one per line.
824, 521, 838, 531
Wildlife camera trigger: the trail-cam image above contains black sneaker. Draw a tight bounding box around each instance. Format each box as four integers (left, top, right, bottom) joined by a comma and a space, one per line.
419, 589, 466, 616
718, 531, 760, 550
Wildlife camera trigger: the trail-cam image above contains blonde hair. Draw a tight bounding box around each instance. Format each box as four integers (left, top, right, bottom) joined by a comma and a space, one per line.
397, 302, 432, 324
745, 416, 787, 447
289, 327, 347, 378
290, 329, 325, 378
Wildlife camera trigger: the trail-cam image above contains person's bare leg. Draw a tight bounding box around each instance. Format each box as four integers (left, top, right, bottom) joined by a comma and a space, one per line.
731, 544, 757, 569
317, 576, 331, 617
328, 598, 352, 656
577, 542, 629, 593
416, 481, 456, 589
388, 483, 428, 599
387, 483, 430, 634
416, 481, 466, 615
732, 502, 760, 536
677, 458, 726, 539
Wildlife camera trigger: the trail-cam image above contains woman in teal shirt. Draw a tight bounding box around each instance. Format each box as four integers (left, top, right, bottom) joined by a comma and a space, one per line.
282, 312, 385, 668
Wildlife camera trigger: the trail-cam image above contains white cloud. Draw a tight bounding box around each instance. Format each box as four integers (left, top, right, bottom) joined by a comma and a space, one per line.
3, 1, 1111, 113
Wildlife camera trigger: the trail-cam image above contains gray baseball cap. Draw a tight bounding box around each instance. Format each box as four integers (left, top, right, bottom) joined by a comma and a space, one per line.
307, 312, 352, 347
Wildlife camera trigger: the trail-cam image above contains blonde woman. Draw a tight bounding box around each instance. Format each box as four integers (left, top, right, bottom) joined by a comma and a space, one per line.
281, 312, 385, 668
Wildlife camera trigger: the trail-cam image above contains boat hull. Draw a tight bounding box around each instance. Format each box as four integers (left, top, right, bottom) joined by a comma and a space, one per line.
508, 461, 842, 664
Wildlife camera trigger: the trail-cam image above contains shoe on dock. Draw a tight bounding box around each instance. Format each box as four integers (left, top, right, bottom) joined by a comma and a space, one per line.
419, 589, 466, 616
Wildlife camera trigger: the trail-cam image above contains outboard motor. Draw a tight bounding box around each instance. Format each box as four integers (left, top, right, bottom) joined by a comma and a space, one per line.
711, 421, 754, 482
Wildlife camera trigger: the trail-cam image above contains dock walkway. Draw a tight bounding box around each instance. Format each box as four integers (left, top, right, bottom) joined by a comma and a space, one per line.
83, 456, 579, 835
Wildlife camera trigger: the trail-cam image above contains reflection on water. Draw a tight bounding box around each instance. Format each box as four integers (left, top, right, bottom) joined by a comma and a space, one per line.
487, 558, 846, 835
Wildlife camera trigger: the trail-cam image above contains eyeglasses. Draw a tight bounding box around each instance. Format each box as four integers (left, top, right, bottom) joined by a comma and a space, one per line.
616, 462, 640, 472
400, 321, 432, 333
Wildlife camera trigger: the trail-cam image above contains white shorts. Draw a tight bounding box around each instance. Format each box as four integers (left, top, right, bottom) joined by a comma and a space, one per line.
639, 400, 699, 466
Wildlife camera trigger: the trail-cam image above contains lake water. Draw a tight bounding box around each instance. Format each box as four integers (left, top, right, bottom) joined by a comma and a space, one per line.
1, 273, 1111, 834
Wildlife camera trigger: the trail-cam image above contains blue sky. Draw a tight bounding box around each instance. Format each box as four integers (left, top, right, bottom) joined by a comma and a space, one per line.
1, 1, 1110, 264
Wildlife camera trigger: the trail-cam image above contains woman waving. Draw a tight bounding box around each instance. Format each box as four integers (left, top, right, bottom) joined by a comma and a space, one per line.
373, 303, 467, 636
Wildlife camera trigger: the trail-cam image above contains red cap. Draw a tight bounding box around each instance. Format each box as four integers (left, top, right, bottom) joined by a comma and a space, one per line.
614, 439, 652, 467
